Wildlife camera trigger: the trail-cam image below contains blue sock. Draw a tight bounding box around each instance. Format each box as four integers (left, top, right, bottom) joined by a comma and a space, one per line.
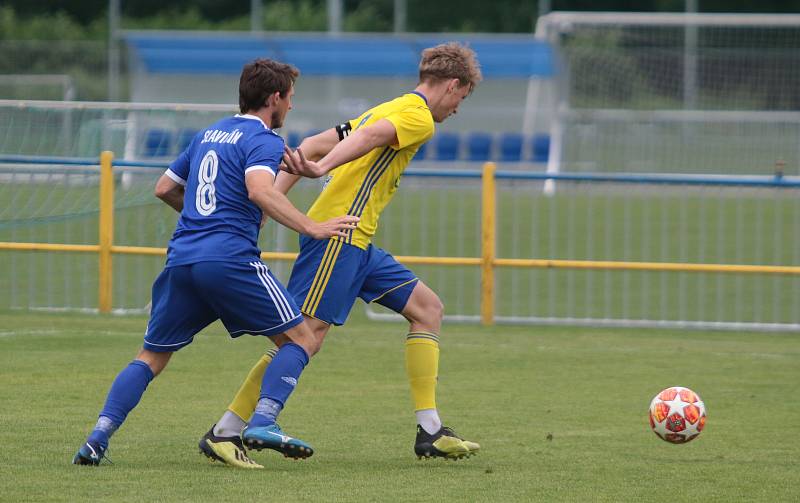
249, 343, 308, 428
88, 360, 154, 447
250, 398, 282, 427
87, 417, 116, 449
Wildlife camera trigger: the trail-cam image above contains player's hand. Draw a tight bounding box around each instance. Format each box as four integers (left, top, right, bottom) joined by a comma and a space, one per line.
308, 215, 360, 239
282, 146, 326, 178
260, 213, 269, 228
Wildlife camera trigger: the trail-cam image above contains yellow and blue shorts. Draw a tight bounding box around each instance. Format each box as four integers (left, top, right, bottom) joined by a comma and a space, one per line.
287, 236, 418, 325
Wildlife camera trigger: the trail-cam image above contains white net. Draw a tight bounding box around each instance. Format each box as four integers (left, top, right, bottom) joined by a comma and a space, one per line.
537, 13, 800, 175
2, 100, 798, 331
0, 100, 234, 159
0, 101, 323, 312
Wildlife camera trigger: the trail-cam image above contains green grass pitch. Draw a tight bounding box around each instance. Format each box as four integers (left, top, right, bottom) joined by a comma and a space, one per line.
1, 310, 799, 502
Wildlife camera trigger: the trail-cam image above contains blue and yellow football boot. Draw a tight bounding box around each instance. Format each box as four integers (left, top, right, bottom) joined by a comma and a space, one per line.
242, 423, 314, 459
199, 426, 264, 469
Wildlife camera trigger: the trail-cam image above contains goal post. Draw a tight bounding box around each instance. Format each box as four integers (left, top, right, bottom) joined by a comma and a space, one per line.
533, 12, 800, 181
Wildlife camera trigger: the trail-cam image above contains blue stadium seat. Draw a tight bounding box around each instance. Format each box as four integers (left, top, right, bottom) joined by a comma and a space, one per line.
467, 132, 492, 161
286, 131, 301, 148
413, 141, 427, 161
175, 128, 198, 153
144, 129, 172, 157
304, 129, 323, 140
499, 132, 523, 162
292, 129, 323, 149
433, 132, 459, 161
532, 134, 550, 163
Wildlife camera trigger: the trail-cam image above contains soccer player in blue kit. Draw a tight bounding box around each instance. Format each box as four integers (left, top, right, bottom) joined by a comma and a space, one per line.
72, 59, 358, 468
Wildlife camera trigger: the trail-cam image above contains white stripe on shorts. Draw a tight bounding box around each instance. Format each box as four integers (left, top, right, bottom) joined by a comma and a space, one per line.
262, 263, 296, 322
258, 263, 295, 321
253, 262, 290, 321
249, 262, 292, 322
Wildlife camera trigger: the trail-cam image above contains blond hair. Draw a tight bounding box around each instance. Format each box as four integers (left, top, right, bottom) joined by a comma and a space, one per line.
419, 42, 482, 92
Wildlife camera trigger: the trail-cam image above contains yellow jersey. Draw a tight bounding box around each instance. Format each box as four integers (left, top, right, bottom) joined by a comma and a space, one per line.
307, 92, 434, 249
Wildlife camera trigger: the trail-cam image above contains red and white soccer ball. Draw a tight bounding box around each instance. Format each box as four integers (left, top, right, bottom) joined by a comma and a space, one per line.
648, 386, 706, 444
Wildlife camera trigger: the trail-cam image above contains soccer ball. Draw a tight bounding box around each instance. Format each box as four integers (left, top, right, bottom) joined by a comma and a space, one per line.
648, 386, 706, 444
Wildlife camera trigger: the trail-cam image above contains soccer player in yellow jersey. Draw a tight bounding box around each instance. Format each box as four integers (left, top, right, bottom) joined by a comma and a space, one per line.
201, 42, 482, 464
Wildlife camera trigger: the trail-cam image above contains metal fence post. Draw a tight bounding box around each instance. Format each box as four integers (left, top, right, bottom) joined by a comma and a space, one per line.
481, 162, 496, 325
98, 151, 114, 313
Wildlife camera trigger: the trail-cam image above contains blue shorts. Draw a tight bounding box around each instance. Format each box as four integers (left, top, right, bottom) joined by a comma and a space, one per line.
144, 261, 303, 352
287, 236, 418, 326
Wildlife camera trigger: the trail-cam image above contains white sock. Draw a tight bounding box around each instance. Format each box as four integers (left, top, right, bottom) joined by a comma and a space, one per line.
213, 410, 247, 438
416, 408, 442, 435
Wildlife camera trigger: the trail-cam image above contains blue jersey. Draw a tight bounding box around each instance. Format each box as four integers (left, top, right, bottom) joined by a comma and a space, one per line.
163, 114, 283, 267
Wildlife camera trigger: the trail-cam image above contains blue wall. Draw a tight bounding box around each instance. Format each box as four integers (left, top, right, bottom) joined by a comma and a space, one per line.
125, 32, 554, 78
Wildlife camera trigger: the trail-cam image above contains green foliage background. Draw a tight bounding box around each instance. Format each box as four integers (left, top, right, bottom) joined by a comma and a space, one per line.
4, 1, 800, 40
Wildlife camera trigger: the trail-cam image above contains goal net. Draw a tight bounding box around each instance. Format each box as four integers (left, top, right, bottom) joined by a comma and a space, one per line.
535, 12, 800, 176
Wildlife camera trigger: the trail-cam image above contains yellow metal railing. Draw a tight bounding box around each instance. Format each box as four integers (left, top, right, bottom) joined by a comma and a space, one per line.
3, 152, 800, 321
480, 162, 496, 325
98, 151, 115, 313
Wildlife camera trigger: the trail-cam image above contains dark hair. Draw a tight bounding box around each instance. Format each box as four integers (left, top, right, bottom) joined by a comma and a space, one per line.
238, 59, 299, 113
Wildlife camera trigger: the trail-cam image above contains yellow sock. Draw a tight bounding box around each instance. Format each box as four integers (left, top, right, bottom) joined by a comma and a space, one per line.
405, 332, 440, 411
227, 348, 277, 420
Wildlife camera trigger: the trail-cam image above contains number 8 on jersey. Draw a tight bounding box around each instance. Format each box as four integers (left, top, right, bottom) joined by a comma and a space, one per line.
196, 150, 219, 216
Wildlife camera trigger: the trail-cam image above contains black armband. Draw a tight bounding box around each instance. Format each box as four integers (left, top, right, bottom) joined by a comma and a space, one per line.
335, 122, 352, 141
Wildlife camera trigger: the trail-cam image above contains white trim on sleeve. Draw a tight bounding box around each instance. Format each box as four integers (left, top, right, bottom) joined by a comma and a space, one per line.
164, 169, 187, 186
245, 165, 276, 176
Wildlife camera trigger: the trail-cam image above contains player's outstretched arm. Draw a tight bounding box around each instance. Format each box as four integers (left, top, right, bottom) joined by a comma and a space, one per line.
274, 169, 300, 195
275, 129, 339, 194
154, 174, 184, 212
246, 170, 358, 239
300, 128, 341, 161
282, 119, 398, 178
